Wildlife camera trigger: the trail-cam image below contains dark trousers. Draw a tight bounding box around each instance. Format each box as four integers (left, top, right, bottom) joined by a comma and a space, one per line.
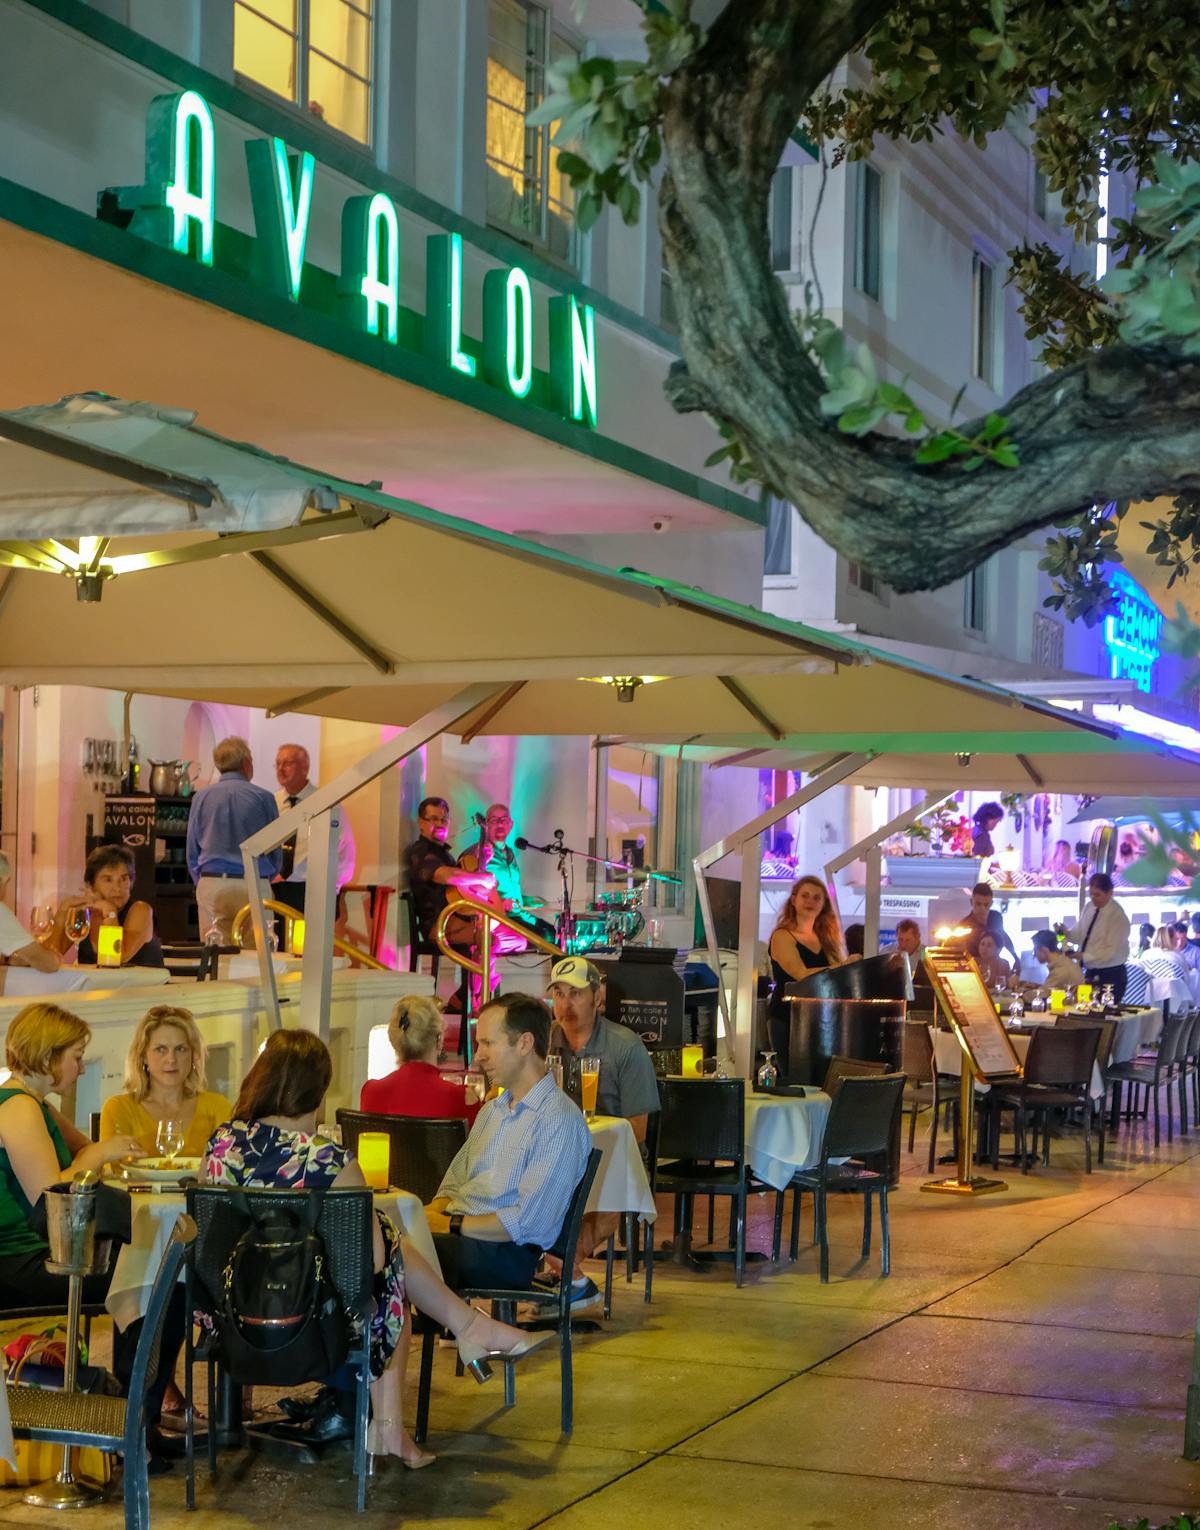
431, 1234, 540, 1292
273, 880, 306, 948
1085, 964, 1128, 1004
0, 1252, 186, 1423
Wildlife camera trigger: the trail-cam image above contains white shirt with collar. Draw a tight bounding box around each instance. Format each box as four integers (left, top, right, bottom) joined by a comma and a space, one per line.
1066, 898, 1131, 970
275, 781, 356, 889
0, 903, 31, 958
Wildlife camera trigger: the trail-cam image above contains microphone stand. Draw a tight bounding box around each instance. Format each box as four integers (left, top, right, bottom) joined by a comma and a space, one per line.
518, 834, 683, 953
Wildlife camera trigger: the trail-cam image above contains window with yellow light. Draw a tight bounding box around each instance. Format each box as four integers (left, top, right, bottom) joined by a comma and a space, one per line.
234, 0, 373, 147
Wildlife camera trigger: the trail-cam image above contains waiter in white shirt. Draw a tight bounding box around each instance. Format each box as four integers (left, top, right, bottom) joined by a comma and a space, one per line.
1065, 871, 1131, 1002
272, 744, 356, 936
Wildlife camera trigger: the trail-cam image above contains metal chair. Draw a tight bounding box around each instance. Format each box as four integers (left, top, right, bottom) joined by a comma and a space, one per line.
183, 1186, 376, 1512
335, 1110, 467, 1204
1106, 1009, 1191, 1148
989, 1024, 1102, 1173
400, 890, 440, 980
789, 1074, 907, 1282
899, 1023, 934, 1153
416, 1148, 603, 1438
8, 1215, 195, 1530
924, 1027, 964, 1174
160, 943, 229, 981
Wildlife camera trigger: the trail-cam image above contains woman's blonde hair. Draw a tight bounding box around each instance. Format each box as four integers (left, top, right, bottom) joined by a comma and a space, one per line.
772, 875, 847, 963
1152, 925, 1176, 953
5, 1003, 90, 1081
388, 996, 444, 1064
122, 1006, 208, 1101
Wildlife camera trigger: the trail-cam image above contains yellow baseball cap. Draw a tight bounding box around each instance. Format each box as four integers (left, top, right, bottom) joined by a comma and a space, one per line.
547, 956, 601, 990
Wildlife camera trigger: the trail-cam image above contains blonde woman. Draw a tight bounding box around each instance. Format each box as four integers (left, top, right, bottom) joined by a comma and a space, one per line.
767, 875, 848, 1066
99, 1005, 231, 1158
360, 996, 478, 1122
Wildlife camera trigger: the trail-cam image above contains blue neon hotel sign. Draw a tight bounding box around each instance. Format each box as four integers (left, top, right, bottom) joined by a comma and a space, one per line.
1103, 571, 1162, 692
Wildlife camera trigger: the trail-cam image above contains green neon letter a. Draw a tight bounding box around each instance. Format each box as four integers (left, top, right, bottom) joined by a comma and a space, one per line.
339, 193, 400, 343
245, 137, 315, 302
425, 233, 477, 377
137, 89, 216, 265
548, 294, 597, 428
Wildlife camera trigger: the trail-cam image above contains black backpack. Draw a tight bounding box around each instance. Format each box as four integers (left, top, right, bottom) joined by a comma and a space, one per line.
214, 1190, 350, 1387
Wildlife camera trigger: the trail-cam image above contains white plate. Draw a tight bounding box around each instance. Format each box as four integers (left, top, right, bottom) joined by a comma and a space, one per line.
122, 1156, 202, 1184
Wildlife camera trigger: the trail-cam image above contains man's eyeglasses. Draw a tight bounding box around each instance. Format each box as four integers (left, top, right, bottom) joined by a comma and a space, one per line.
422, 812, 450, 826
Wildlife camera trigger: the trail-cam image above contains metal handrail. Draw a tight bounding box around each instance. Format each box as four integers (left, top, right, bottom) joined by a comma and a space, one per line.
231, 899, 390, 972
431, 897, 563, 1006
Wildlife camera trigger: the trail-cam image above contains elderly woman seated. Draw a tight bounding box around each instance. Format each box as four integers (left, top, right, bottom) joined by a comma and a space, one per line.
360, 997, 480, 1123
205, 1030, 546, 1466
50, 844, 163, 969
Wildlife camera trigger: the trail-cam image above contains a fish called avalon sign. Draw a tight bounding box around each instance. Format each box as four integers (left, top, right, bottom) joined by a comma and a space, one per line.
105, 89, 599, 430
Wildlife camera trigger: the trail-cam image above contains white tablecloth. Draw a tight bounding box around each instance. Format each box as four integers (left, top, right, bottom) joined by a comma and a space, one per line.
586, 1116, 656, 1221
106, 1187, 436, 1331
744, 1087, 832, 1190
932, 1030, 1104, 1102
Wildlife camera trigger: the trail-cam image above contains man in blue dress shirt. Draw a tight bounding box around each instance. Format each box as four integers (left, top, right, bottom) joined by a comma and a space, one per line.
428, 993, 590, 1291
186, 736, 281, 943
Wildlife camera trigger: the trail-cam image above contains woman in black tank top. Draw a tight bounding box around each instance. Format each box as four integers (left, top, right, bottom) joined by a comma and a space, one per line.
767, 875, 847, 1072
53, 844, 164, 969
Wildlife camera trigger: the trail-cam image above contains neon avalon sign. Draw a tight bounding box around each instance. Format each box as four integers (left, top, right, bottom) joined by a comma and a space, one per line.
106, 89, 598, 429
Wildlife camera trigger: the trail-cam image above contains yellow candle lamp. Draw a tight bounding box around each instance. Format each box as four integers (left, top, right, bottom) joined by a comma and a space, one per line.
1049, 988, 1066, 1012
290, 917, 305, 957
1077, 983, 1093, 1006
357, 1132, 390, 1190
681, 1045, 703, 1079
96, 920, 123, 968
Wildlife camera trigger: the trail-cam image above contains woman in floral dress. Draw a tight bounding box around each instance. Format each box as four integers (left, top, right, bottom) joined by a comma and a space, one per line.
206, 1029, 542, 1470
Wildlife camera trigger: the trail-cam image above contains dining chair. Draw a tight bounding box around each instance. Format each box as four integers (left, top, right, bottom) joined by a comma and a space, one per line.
602, 1105, 660, 1315
822, 1055, 888, 1094
989, 1024, 1101, 1173
899, 1023, 934, 1153
788, 1073, 907, 1282
428, 1148, 602, 1437
651, 1078, 754, 1285
1106, 1009, 1191, 1149
924, 1029, 964, 1174
183, 1186, 376, 1512
400, 890, 441, 979
335, 1110, 467, 1204
9, 1215, 194, 1530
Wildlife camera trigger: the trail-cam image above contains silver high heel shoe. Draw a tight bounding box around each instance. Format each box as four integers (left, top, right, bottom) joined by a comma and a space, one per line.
455, 1310, 554, 1383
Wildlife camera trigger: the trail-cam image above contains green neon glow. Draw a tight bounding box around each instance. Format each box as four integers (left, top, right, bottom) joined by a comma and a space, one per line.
449, 233, 476, 377
164, 89, 214, 265
505, 267, 533, 398
569, 298, 597, 427
359, 193, 399, 342
272, 138, 314, 301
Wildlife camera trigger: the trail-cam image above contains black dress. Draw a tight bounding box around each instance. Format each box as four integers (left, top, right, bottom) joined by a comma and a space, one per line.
78, 896, 165, 968
767, 933, 830, 1065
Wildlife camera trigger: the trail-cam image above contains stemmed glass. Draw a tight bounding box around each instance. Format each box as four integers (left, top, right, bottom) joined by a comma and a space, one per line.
756, 1050, 780, 1090
156, 1118, 184, 1164
29, 904, 54, 939
64, 906, 91, 945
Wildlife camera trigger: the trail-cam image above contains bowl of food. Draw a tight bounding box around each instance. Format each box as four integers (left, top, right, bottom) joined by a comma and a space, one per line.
122, 1156, 203, 1185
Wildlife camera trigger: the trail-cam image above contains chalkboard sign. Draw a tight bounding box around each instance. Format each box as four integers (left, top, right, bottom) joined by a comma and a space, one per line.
592, 957, 684, 1049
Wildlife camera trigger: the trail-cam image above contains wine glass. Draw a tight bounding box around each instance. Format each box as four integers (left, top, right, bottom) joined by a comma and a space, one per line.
156, 1118, 184, 1164
756, 1050, 780, 1090
65, 905, 91, 944
29, 903, 53, 938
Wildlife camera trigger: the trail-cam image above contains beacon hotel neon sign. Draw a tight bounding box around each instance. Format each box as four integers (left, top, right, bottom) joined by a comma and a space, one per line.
107, 90, 598, 429
1103, 569, 1162, 693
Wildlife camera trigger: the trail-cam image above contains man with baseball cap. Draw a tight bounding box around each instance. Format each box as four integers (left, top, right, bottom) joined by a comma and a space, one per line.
542, 955, 660, 1308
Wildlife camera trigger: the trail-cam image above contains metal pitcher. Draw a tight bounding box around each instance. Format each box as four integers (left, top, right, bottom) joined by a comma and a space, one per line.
43, 1175, 109, 1277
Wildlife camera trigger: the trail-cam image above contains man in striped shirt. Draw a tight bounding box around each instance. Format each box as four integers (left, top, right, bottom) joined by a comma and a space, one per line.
427, 993, 590, 1290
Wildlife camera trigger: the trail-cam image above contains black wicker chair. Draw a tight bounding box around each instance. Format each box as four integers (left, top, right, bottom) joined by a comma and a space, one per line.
988, 1024, 1101, 1173
8, 1215, 194, 1530
336, 1110, 467, 1204
789, 1073, 907, 1282
415, 1148, 603, 1437
184, 1186, 376, 1512
1105, 1009, 1190, 1150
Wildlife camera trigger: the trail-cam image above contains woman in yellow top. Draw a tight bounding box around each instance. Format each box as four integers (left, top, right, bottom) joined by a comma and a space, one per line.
100, 1005, 231, 1158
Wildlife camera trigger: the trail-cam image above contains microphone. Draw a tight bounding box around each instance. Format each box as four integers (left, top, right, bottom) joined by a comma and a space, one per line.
515, 835, 557, 854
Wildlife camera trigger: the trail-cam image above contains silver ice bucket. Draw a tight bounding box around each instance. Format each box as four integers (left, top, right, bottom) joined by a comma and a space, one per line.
43, 1175, 109, 1278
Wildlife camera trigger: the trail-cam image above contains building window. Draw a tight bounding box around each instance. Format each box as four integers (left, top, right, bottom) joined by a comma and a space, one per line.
763, 495, 794, 576
848, 560, 884, 598
486, 0, 579, 264
854, 162, 881, 301
964, 562, 987, 632
769, 167, 793, 272
234, 0, 374, 146
972, 252, 996, 386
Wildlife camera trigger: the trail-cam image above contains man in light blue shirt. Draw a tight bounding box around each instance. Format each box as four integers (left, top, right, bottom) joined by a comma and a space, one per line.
428, 993, 590, 1291
186, 736, 280, 942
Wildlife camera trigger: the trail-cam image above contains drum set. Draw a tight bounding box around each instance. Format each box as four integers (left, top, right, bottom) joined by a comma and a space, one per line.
517, 830, 676, 955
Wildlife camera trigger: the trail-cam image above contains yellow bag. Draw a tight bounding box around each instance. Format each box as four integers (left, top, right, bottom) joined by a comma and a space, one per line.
0, 1336, 114, 1488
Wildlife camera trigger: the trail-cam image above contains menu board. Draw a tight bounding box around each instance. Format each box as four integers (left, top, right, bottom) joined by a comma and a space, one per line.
925, 949, 1022, 1081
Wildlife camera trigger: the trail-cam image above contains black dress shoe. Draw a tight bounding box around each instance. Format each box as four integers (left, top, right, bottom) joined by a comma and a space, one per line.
278, 1388, 331, 1423
147, 1427, 187, 1460
270, 1392, 355, 1447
